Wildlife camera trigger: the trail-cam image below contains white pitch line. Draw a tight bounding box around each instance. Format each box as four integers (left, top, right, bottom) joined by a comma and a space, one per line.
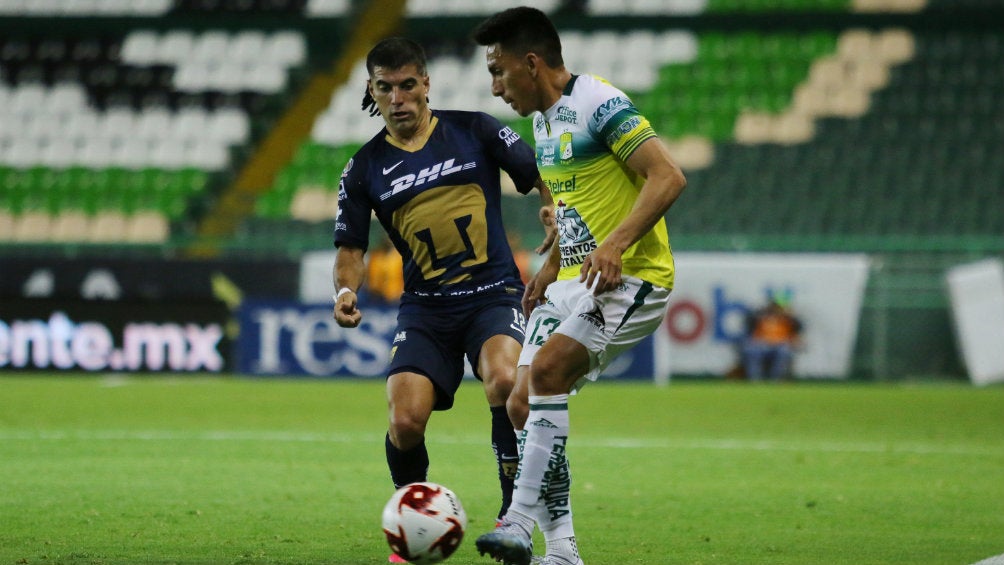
0, 429, 1000, 457
0, 429, 382, 443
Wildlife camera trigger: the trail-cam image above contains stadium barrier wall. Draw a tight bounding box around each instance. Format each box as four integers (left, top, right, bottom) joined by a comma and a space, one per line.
946, 259, 1004, 386
0, 257, 299, 302
664, 252, 870, 378
0, 299, 231, 373
0, 256, 300, 374
235, 298, 659, 379
300, 251, 869, 380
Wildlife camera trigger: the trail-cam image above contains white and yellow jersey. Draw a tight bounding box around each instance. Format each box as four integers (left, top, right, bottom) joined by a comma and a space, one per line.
533, 74, 674, 289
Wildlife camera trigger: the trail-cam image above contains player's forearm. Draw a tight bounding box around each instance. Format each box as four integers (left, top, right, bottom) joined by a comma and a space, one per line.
535, 177, 554, 208
334, 246, 367, 292
604, 170, 686, 253
531, 177, 557, 255
545, 236, 560, 268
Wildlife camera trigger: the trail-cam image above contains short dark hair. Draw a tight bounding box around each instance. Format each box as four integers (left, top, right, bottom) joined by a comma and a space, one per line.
471, 6, 564, 68
366, 36, 428, 77
361, 37, 428, 116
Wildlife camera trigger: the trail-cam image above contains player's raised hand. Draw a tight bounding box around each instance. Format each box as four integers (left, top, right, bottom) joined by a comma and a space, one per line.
333, 289, 362, 328
534, 204, 556, 255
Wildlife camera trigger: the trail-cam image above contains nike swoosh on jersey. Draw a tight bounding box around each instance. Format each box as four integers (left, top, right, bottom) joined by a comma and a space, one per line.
382, 161, 404, 175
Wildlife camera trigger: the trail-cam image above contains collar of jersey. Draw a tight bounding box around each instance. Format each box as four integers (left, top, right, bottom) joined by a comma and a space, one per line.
562, 74, 579, 96
542, 75, 579, 121
384, 115, 439, 153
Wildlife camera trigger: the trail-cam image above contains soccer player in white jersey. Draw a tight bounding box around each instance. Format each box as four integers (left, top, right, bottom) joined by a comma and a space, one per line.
472, 7, 687, 565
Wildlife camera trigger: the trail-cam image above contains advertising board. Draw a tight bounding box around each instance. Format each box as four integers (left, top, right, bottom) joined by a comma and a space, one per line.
236, 299, 659, 379
0, 300, 231, 373
0, 257, 298, 301
295, 251, 869, 379
664, 253, 870, 378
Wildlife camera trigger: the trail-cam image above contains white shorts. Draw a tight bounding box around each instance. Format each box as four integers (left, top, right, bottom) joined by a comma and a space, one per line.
518, 276, 671, 391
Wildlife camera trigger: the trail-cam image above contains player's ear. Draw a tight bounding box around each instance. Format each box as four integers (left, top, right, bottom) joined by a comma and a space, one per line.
525, 52, 539, 77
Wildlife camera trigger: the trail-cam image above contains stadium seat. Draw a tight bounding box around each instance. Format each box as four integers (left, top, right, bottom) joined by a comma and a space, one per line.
2, 3, 998, 259
290, 187, 337, 223
13, 210, 53, 242
125, 210, 170, 243
266, 30, 307, 67
88, 210, 129, 242
0, 209, 14, 240
305, 0, 351, 16
156, 30, 195, 64
406, 0, 560, 16
50, 210, 92, 242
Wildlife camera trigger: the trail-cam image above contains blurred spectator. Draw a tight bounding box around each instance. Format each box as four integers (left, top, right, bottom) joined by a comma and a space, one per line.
365, 236, 404, 303
507, 230, 532, 284
741, 293, 803, 382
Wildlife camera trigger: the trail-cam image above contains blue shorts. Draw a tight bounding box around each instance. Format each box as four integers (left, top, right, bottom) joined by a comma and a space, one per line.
389, 291, 525, 411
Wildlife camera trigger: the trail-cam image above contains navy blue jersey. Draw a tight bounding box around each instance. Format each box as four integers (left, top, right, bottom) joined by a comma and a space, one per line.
335, 110, 539, 300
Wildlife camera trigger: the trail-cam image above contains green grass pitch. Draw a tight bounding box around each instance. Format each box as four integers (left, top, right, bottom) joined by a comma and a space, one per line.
1, 375, 1002, 565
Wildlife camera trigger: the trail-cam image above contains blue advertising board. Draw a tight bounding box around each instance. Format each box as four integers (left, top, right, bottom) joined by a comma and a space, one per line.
237, 298, 655, 379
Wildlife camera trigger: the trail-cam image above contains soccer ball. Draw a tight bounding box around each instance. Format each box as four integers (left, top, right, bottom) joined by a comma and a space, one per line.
381, 482, 468, 564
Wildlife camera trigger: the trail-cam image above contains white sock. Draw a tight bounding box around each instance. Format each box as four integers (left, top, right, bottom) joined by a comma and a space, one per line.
510, 394, 574, 539
501, 508, 535, 537
545, 536, 581, 563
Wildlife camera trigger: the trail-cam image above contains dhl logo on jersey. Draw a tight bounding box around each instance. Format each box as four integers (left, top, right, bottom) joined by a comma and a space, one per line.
380, 158, 476, 201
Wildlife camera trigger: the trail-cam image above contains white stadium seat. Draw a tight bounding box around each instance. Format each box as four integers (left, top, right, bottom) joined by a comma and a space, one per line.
121, 30, 160, 66
191, 30, 231, 64
230, 31, 267, 64
40, 138, 80, 169
136, 107, 174, 143
267, 31, 306, 67
306, 0, 350, 16
158, 31, 195, 65
208, 108, 250, 145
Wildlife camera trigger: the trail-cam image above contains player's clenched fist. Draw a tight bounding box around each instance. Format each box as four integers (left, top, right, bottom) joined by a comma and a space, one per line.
333, 289, 362, 328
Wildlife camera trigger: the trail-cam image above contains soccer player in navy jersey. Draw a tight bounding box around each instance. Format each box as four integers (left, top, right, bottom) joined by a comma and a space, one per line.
331, 37, 555, 563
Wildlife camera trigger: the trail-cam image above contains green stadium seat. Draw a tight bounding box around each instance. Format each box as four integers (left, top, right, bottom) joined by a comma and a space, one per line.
254, 191, 291, 219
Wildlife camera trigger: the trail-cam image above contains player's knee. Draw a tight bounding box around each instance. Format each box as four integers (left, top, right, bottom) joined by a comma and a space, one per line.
388, 411, 428, 450
482, 364, 517, 405
506, 392, 529, 430
528, 355, 575, 395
